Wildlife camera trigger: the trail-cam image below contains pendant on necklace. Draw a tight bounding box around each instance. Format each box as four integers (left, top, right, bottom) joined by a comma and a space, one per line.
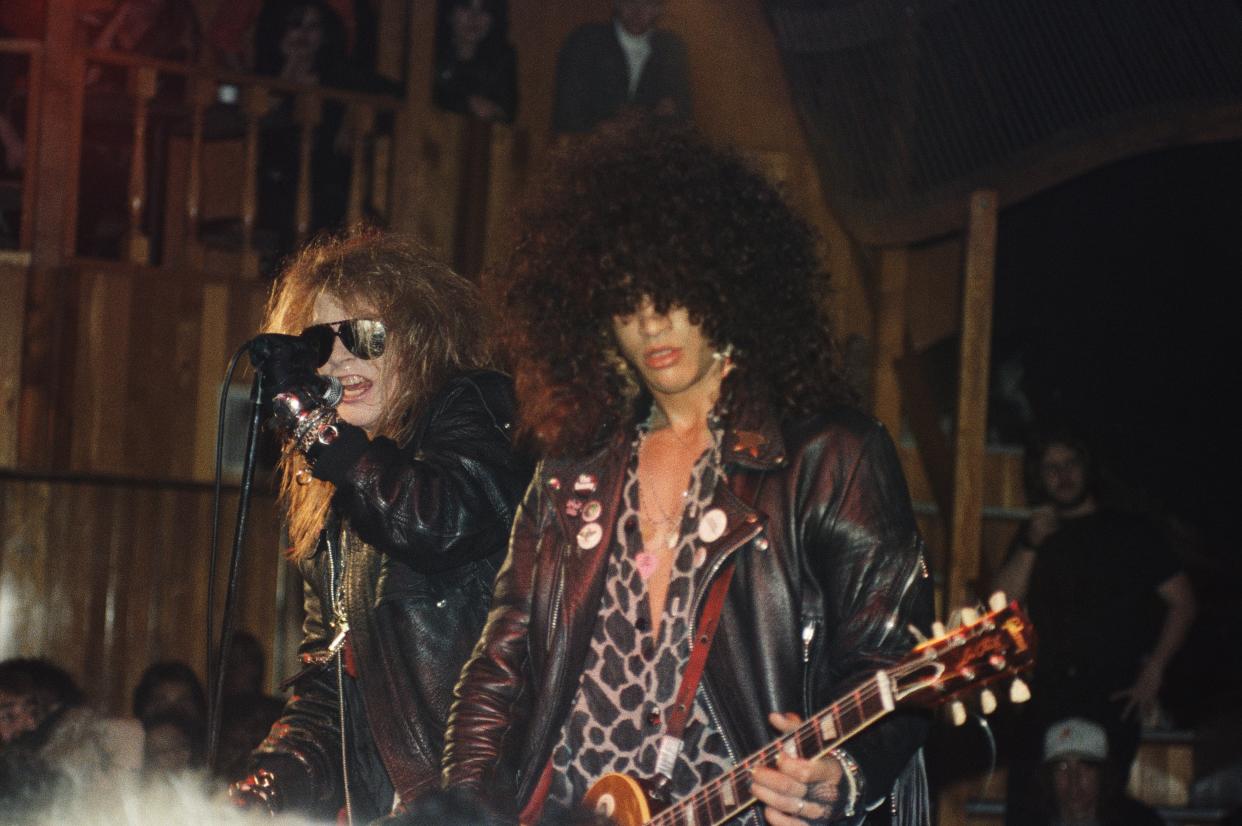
635, 551, 659, 580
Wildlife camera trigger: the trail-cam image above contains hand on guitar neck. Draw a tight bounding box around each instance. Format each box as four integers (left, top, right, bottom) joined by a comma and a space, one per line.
750, 711, 854, 824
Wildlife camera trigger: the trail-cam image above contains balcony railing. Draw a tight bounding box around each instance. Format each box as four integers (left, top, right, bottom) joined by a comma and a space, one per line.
2, 39, 404, 276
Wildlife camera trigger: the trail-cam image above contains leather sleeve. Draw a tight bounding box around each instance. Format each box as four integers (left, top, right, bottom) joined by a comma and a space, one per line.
313, 372, 529, 575
440, 468, 546, 808
813, 419, 934, 804
250, 577, 344, 814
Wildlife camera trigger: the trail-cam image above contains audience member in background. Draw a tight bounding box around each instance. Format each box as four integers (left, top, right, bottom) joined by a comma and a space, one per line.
208, 0, 376, 77
215, 691, 285, 782
432, 0, 517, 123
131, 661, 208, 725
0, 658, 143, 797
228, 232, 529, 821
1036, 717, 1163, 826
552, 0, 690, 135
221, 630, 269, 699
248, 0, 356, 271
141, 709, 205, 777
994, 431, 1196, 826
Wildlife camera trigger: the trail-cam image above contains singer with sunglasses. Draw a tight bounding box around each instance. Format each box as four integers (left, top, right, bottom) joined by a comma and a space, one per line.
229, 232, 531, 822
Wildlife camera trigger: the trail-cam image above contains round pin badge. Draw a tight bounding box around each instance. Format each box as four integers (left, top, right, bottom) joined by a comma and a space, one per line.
582, 500, 603, 522
577, 521, 603, 550
697, 508, 727, 543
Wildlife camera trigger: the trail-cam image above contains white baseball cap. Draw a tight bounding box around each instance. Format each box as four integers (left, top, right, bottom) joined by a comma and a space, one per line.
1043, 717, 1108, 762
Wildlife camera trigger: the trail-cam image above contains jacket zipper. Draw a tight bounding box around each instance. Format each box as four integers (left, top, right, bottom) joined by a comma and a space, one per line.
326, 533, 354, 826
543, 543, 567, 655
801, 618, 819, 718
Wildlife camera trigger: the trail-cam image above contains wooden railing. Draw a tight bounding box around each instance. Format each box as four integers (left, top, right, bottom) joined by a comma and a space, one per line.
0, 38, 43, 255
61, 49, 405, 276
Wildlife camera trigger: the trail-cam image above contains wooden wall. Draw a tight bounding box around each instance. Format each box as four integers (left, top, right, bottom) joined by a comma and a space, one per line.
0, 260, 298, 713
0, 473, 295, 715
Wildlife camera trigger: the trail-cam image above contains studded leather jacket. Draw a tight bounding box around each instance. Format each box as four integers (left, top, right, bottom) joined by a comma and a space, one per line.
250, 370, 531, 822
442, 392, 935, 825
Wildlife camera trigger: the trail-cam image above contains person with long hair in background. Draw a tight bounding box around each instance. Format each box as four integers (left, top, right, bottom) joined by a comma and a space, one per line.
229, 232, 530, 822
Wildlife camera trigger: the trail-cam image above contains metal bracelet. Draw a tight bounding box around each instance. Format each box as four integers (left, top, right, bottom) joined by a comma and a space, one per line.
290, 407, 340, 459
827, 747, 862, 818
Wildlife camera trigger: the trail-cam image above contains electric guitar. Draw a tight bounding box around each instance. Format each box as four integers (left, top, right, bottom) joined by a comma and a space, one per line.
581, 594, 1036, 826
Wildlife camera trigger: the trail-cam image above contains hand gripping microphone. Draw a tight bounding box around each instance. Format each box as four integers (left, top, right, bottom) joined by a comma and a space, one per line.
247, 333, 344, 412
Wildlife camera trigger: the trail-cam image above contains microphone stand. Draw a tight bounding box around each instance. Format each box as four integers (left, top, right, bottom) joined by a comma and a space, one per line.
206, 366, 265, 771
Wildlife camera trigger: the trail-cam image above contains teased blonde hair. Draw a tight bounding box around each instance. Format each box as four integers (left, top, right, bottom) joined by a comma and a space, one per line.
262, 231, 490, 560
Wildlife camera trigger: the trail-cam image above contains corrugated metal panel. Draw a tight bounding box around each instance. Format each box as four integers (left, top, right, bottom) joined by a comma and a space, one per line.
765, 0, 1242, 243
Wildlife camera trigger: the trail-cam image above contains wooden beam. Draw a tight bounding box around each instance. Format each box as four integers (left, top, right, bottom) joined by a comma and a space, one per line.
29, 0, 82, 268
947, 190, 998, 611
871, 247, 908, 434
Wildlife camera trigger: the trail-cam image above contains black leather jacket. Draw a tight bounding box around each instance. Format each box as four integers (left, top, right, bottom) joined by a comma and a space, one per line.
252, 370, 531, 820
442, 395, 934, 824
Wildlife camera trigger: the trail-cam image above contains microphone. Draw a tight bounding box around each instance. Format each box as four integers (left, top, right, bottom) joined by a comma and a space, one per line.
247, 333, 344, 411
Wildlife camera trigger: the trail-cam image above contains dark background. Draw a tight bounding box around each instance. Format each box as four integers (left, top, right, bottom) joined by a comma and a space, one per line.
990, 137, 1241, 727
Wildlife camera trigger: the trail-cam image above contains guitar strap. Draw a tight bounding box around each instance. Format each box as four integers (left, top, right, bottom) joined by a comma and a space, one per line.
653, 556, 737, 782
654, 467, 764, 783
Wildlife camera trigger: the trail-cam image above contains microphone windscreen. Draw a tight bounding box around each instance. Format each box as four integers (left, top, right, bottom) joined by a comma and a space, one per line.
318, 375, 344, 408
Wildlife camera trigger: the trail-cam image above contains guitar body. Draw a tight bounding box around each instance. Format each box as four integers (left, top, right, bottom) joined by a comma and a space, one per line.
581, 773, 657, 826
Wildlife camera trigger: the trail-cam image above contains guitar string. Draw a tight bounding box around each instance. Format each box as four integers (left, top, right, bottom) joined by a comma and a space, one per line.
646, 637, 1008, 826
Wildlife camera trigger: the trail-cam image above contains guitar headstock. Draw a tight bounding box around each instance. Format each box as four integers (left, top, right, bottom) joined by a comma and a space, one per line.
888, 592, 1036, 720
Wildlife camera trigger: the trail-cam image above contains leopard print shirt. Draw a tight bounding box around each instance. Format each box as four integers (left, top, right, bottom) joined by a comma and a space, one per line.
547, 426, 735, 814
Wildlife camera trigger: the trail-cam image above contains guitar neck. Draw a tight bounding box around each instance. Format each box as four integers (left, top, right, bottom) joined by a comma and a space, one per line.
650, 671, 895, 826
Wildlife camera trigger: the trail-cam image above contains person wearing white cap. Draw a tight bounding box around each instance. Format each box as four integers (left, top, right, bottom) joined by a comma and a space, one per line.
1037, 717, 1163, 826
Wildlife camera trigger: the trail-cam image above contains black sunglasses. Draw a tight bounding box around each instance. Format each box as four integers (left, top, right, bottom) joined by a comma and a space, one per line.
302, 318, 387, 365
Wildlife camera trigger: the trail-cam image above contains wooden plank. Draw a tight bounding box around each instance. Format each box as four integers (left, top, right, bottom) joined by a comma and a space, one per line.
871, 248, 908, 435
70, 268, 132, 472
126, 66, 157, 264
240, 87, 269, 278
18, 46, 43, 252
193, 282, 231, 482
0, 480, 51, 659
29, 0, 81, 268
184, 78, 214, 272
0, 264, 26, 468
295, 92, 322, 241
947, 190, 998, 611
346, 103, 375, 229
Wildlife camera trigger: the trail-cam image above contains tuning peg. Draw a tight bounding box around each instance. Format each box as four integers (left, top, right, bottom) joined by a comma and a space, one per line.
932, 621, 947, 638
950, 700, 967, 727
907, 624, 929, 644
960, 607, 979, 625
1009, 677, 1031, 704
988, 591, 1008, 612
980, 688, 997, 715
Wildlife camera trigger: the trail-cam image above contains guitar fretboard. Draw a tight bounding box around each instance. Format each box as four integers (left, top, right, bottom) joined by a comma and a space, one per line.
648, 672, 894, 826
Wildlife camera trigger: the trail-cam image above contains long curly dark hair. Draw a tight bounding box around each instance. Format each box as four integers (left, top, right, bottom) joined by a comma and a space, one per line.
498, 119, 855, 457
